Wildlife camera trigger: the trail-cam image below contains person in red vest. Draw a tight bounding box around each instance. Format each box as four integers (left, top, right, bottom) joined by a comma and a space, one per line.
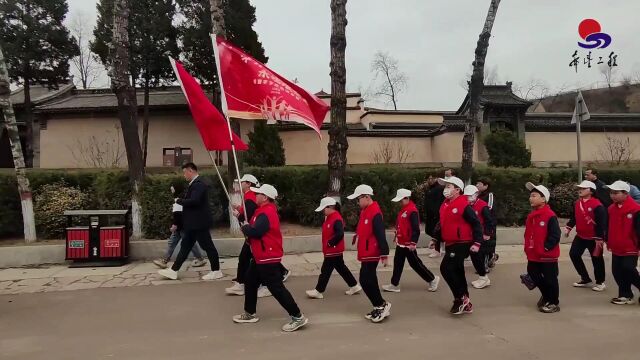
226, 174, 290, 298
436, 176, 483, 315
563, 180, 607, 291
604, 180, 640, 305
382, 188, 440, 293
306, 197, 362, 299
463, 185, 496, 290
524, 182, 561, 313
347, 184, 392, 323
232, 184, 308, 332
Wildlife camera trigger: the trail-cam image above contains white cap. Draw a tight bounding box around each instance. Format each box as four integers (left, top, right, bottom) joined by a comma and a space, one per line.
240, 174, 259, 185
315, 197, 337, 212
391, 188, 412, 202
251, 184, 278, 199
526, 182, 551, 200
463, 185, 479, 196
347, 184, 374, 200
576, 180, 596, 190
606, 180, 631, 192
438, 176, 465, 190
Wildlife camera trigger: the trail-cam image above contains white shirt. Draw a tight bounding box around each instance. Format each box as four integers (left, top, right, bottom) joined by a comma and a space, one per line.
189, 174, 199, 186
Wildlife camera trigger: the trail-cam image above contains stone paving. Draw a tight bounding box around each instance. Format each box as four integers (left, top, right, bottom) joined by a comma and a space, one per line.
0, 245, 560, 295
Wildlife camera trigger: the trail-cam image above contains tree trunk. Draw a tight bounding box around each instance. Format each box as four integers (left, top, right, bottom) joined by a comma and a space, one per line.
23, 79, 34, 168
461, 0, 501, 182
0, 46, 37, 243
142, 75, 150, 166
110, 0, 145, 239
210, 0, 241, 234
327, 0, 349, 200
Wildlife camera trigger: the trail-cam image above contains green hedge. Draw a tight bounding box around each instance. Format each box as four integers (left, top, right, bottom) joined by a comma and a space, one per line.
2, 167, 640, 239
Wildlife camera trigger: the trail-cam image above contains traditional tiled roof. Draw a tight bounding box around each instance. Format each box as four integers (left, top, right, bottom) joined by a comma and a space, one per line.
277, 122, 447, 137
10, 82, 75, 107
525, 113, 640, 131
457, 83, 532, 114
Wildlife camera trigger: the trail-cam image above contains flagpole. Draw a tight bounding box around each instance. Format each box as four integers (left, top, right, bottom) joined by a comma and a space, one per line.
169, 56, 230, 201
576, 102, 582, 183
208, 151, 230, 201
211, 34, 247, 222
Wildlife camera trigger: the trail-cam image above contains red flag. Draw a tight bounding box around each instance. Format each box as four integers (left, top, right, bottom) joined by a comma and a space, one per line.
214, 36, 329, 137
170, 57, 248, 151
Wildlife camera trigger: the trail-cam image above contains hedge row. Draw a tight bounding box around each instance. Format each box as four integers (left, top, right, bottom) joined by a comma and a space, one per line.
2, 166, 640, 239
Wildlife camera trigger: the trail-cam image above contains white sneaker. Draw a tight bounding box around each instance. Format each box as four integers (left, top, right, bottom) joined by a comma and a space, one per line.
428, 275, 440, 292
345, 284, 362, 295
225, 282, 245, 296
282, 270, 291, 282
472, 276, 491, 289
233, 312, 259, 324
592, 283, 607, 292
428, 252, 441, 258
158, 269, 178, 280
202, 270, 224, 281
191, 258, 206, 267
382, 284, 401, 293
306, 289, 324, 299
258, 286, 272, 298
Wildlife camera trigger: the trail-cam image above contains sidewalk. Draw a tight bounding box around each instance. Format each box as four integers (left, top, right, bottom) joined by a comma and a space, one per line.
0, 244, 567, 295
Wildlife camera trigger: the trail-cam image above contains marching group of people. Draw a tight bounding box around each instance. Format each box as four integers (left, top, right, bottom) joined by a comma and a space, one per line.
155, 163, 640, 332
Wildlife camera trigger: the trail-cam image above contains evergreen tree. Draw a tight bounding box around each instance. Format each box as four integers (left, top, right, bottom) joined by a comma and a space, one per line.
91, 0, 179, 165
244, 122, 285, 167
0, 0, 80, 167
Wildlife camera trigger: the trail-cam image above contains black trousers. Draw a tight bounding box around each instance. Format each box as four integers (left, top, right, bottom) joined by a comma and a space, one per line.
527, 261, 559, 305
315, 255, 358, 292
569, 236, 605, 284
611, 254, 640, 299
244, 261, 301, 317
485, 237, 497, 256
440, 243, 471, 299
171, 228, 219, 272
359, 261, 385, 307
235, 243, 288, 284
470, 248, 488, 277
390, 246, 436, 286
425, 216, 441, 252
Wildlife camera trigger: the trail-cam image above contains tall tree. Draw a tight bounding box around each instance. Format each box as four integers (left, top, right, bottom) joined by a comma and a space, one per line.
0, 0, 79, 167
110, 0, 145, 239
370, 51, 407, 110
92, 0, 179, 166
328, 0, 348, 199
69, 11, 104, 89
0, 45, 36, 243
461, 0, 501, 182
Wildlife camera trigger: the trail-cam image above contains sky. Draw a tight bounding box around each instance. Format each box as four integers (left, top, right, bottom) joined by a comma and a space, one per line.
66, 0, 640, 111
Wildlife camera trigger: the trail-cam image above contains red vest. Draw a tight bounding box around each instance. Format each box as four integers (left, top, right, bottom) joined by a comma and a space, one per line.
439, 195, 473, 245
607, 196, 640, 256
248, 202, 283, 264
396, 201, 419, 247
471, 198, 489, 234
322, 211, 345, 257
356, 201, 383, 262
238, 190, 257, 215
524, 205, 560, 262
573, 197, 603, 240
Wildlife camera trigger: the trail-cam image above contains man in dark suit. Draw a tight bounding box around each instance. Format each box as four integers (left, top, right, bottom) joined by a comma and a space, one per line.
585, 169, 612, 208
159, 163, 223, 281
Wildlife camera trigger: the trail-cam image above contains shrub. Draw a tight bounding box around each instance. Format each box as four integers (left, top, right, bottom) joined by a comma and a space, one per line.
484, 130, 532, 168
34, 182, 90, 239
244, 122, 286, 167
549, 182, 578, 218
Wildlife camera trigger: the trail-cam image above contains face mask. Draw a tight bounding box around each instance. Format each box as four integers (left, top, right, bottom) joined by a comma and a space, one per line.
443, 188, 453, 199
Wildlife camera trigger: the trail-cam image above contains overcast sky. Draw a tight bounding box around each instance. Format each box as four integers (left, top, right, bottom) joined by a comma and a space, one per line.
67, 0, 640, 111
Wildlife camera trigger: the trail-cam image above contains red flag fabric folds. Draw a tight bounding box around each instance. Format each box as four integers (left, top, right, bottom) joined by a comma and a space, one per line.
170, 57, 248, 151
214, 35, 329, 137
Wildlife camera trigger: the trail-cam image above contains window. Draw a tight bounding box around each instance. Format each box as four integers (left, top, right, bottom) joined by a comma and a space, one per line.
163, 147, 193, 167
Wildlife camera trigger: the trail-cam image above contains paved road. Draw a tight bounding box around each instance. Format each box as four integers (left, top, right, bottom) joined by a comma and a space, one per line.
2, 260, 639, 360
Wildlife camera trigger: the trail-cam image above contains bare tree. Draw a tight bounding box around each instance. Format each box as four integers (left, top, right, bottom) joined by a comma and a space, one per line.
68, 125, 125, 168
395, 142, 414, 163
370, 51, 407, 110
461, 0, 502, 182
69, 11, 103, 89
0, 45, 37, 243
597, 134, 636, 165
327, 0, 349, 199
513, 78, 550, 100
459, 65, 500, 91
600, 64, 618, 90
110, 0, 145, 239
371, 140, 394, 164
